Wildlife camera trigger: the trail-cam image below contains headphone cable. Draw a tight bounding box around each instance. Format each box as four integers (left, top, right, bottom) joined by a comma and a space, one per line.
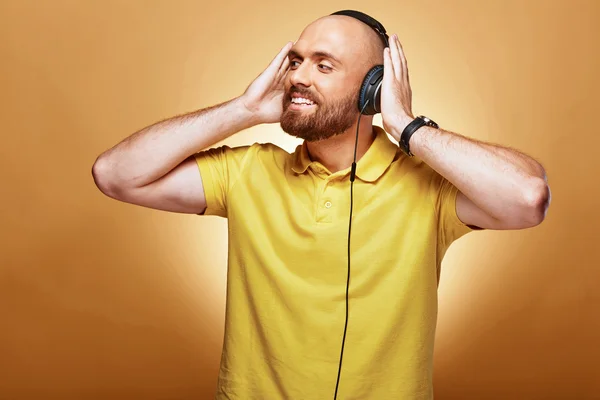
333, 100, 369, 400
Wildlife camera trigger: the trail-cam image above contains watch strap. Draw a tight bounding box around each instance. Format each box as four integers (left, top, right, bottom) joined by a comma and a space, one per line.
398, 115, 439, 156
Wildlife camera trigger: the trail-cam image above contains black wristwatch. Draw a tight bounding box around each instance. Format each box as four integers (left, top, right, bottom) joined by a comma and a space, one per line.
398, 115, 439, 157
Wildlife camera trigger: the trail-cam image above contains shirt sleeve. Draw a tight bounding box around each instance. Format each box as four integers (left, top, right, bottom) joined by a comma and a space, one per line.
194, 144, 253, 217
429, 169, 477, 247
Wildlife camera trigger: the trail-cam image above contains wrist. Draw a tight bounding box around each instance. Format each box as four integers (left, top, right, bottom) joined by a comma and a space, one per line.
404, 125, 428, 154
233, 96, 262, 128
396, 115, 439, 157
391, 115, 414, 142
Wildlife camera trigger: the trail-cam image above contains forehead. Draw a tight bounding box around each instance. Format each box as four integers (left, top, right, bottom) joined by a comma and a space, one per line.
291, 16, 371, 64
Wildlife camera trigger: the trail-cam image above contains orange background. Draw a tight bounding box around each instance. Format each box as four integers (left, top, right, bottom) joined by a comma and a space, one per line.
1, 0, 599, 399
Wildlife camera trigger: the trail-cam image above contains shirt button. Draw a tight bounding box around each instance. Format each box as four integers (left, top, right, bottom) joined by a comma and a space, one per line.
325, 201, 332, 209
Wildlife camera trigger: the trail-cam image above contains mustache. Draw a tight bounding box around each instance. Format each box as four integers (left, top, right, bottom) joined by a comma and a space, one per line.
287, 87, 319, 104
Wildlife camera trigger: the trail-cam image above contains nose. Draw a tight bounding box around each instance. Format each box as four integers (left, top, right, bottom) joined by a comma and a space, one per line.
289, 61, 312, 88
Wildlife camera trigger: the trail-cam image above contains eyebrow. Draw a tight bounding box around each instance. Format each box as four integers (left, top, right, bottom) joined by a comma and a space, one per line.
288, 49, 343, 65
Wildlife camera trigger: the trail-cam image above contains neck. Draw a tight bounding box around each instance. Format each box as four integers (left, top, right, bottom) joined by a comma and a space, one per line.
305, 118, 376, 174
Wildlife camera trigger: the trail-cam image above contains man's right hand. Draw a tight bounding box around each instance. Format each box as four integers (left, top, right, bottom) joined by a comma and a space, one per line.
92, 41, 294, 215
240, 41, 293, 125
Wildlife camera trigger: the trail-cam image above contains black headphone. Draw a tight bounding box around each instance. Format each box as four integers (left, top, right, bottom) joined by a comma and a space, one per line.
330, 10, 390, 115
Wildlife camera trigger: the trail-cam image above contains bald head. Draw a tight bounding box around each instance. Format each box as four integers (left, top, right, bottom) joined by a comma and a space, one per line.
297, 14, 386, 72
280, 12, 388, 140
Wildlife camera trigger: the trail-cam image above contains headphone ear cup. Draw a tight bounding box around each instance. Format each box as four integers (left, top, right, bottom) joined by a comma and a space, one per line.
358, 65, 384, 115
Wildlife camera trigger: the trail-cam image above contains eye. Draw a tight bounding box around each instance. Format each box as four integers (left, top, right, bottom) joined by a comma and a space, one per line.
290, 60, 301, 69
318, 64, 332, 72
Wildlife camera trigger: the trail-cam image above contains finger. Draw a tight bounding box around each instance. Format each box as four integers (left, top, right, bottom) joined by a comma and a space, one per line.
268, 41, 293, 72
395, 36, 413, 110
276, 56, 291, 83
383, 46, 395, 82
389, 34, 402, 81
395, 35, 408, 82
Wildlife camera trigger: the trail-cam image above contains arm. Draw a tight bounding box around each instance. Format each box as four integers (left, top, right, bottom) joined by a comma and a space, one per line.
92, 98, 257, 214
92, 41, 293, 214
404, 124, 550, 230
381, 34, 550, 230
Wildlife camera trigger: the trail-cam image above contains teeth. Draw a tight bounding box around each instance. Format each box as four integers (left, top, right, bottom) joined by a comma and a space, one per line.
291, 97, 315, 105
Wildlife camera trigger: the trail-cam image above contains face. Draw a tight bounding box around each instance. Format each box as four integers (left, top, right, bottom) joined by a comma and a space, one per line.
280, 18, 367, 142
280, 82, 359, 142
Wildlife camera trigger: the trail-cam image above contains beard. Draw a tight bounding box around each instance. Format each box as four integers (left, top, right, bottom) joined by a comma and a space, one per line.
280, 86, 359, 142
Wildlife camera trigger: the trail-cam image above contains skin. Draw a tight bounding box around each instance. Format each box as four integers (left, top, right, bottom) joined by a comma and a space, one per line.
92, 14, 550, 230
280, 15, 386, 172
378, 32, 550, 230
280, 16, 551, 230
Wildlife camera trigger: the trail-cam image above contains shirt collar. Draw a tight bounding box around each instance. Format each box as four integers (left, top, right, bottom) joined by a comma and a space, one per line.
291, 126, 399, 182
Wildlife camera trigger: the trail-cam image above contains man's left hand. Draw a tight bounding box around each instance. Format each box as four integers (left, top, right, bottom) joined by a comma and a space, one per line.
381, 33, 415, 141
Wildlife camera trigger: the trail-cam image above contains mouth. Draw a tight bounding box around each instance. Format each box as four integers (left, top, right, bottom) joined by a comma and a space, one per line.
288, 93, 317, 111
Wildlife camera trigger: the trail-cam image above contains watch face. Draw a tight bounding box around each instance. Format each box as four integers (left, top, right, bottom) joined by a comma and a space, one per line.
419, 115, 437, 127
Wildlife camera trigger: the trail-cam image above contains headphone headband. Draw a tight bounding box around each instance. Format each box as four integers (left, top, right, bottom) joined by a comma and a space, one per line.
329, 10, 389, 115
330, 10, 389, 48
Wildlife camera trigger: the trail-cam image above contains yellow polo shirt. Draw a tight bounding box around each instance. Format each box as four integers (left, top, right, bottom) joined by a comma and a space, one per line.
195, 125, 475, 399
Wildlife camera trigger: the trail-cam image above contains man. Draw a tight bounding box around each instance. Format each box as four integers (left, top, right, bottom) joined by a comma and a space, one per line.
92, 10, 550, 400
